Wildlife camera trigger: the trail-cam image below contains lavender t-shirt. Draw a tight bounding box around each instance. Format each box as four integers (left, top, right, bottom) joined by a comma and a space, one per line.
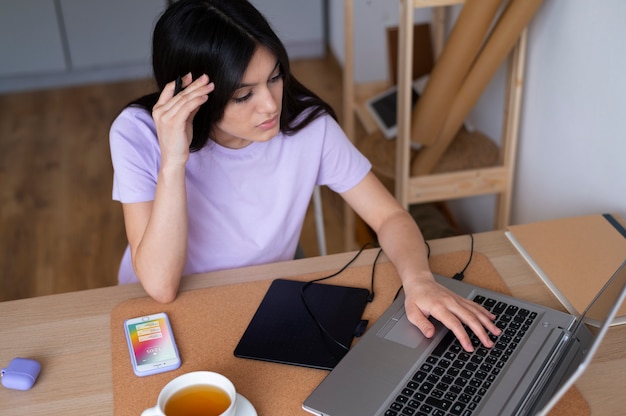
110, 106, 371, 284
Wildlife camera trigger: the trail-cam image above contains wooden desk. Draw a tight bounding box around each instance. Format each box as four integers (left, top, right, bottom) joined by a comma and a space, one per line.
1, 231, 625, 415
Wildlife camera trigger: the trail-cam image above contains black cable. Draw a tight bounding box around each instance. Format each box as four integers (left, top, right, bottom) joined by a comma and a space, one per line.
452, 233, 474, 281
393, 234, 474, 299
369, 248, 383, 302
303, 242, 377, 286
300, 234, 475, 351
300, 242, 381, 352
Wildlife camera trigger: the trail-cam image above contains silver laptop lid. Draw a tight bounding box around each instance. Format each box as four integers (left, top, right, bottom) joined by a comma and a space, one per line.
534, 259, 626, 415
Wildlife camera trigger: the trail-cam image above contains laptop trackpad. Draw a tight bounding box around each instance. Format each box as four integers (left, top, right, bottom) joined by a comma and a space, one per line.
378, 312, 425, 349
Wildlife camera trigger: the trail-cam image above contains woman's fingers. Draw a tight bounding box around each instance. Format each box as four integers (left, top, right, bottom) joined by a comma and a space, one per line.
153, 74, 214, 130
405, 282, 501, 352
156, 74, 212, 114
151, 74, 213, 164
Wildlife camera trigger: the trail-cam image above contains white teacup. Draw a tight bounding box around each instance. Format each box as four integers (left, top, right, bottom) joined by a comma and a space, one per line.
141, 371, 237, 416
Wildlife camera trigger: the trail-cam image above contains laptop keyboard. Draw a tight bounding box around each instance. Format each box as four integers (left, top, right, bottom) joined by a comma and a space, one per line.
384, 295, 538, 416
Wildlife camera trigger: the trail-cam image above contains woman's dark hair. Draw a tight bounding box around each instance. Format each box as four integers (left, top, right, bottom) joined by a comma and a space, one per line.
129, 0, 336, 152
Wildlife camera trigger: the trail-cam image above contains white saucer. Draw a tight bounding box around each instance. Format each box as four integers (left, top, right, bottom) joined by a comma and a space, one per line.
236, 393, 257, 416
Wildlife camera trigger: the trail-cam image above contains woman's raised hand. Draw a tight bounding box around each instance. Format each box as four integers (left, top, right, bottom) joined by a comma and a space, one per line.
152, 73, 215, 167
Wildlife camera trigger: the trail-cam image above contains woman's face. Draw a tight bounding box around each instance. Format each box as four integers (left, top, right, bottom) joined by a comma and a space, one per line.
211, 46, 284, 149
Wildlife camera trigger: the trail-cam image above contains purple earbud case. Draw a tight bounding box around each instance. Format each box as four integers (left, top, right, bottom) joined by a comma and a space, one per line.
1, 358, 41, 390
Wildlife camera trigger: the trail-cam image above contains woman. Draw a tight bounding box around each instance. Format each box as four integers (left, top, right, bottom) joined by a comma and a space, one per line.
109, 0, 499, 352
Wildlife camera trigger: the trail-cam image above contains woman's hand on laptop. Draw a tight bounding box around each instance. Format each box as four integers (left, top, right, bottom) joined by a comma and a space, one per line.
403, 278, 501, 352
340, 177, 500, 351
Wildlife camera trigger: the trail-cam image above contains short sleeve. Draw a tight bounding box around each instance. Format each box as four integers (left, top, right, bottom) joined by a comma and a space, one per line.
109, 107, 161, 203
316, 114, 372, 193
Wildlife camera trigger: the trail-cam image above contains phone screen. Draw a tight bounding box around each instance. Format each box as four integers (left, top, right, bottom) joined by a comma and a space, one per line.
124, 312, 181, 376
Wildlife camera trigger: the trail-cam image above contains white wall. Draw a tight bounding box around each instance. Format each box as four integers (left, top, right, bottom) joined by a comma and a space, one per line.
510, 0, 626, 225
333, 0, 626, 230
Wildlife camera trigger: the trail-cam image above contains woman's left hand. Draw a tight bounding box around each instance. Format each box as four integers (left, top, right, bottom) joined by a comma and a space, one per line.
402, 276, 501, 352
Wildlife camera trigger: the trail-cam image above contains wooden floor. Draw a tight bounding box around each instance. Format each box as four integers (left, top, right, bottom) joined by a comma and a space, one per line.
0, 54, 347, 302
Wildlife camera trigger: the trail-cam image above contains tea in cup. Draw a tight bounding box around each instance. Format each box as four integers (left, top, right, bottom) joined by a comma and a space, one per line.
141, 371, 237, 416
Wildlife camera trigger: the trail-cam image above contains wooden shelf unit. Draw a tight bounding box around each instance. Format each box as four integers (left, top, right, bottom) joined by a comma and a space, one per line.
342, 0, 526, 244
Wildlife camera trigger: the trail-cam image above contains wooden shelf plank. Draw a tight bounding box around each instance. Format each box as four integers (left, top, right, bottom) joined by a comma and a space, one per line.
406, 167, 510, 204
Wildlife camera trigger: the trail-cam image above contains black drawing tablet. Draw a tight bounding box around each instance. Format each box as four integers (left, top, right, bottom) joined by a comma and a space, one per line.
234, 279, 370, 370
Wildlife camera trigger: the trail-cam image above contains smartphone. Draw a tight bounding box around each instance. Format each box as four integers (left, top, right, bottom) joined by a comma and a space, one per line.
123, 312, 181, 377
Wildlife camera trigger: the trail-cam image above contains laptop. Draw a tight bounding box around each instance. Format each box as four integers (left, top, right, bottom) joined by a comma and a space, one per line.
303, 260, 626, 416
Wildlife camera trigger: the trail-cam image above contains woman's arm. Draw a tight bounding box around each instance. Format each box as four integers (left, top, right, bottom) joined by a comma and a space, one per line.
123, 74, 214, 303
123, 168, 187, 303
341, 171, 501, 352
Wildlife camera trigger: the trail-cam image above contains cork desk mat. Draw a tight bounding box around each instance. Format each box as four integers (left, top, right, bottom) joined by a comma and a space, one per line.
110, 252, 589, 416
